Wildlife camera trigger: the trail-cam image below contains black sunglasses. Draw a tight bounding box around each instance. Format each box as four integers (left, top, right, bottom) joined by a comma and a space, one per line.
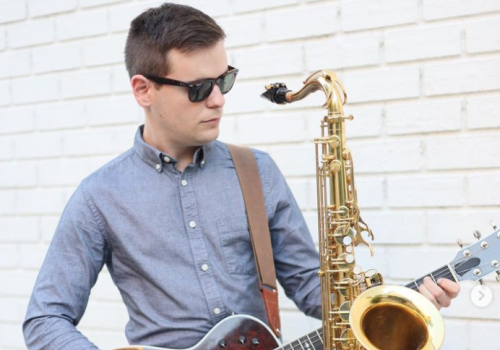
143, 66, 239, 103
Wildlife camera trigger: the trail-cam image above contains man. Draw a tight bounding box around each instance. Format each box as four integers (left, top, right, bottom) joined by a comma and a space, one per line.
23, 3, 460, 350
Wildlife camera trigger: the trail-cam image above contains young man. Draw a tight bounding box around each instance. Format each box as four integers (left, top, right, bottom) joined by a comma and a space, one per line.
23, 3, 460, 350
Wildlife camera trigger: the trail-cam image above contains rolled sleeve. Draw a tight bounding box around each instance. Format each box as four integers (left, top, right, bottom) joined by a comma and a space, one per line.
23, 183, 109, 350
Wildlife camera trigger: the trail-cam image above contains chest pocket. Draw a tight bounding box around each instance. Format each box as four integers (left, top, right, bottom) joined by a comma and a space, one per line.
217, 216, 257, 275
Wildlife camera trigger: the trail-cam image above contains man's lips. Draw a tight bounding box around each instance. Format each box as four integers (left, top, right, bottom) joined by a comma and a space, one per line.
202, 117, 221, 123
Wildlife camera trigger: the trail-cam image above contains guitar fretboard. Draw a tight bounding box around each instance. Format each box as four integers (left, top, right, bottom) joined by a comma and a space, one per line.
277, 327, 324, 350
404, 264, 455, 291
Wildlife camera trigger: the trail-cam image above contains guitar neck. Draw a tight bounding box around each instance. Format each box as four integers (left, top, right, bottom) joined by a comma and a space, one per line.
403, 264, 456, 291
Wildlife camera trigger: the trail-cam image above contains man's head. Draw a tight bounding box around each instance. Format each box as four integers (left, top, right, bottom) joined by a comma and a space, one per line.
126, 4, 232, 153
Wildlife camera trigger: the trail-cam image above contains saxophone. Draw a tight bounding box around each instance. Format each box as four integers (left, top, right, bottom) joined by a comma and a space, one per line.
262, 71, 444, 350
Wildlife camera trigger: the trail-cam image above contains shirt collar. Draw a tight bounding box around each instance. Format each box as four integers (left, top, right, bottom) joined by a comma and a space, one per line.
133, 125, 214, 171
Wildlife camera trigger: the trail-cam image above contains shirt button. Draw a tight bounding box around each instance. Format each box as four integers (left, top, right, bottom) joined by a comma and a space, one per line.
201, 264, 209, 271
201, 160, 205, 166
164, 156, 171, 163
189, 221, 196, 228
213, 307, 221, 315
155, 164, 161, 171
181, 179, 188, 186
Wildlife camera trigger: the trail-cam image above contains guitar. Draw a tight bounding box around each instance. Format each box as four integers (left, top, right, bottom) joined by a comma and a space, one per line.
115, 228, 500, 350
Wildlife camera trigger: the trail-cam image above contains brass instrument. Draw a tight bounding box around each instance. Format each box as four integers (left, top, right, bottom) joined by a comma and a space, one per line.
261, 71, 444, 350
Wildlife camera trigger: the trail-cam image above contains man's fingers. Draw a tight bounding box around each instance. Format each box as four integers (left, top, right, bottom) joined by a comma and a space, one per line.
423, 277, 451, 307
438, 278, 461, 298
418, 281, 441, 310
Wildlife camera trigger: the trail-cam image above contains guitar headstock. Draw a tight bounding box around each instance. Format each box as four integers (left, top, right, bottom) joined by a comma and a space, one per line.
450, 228, 500, 282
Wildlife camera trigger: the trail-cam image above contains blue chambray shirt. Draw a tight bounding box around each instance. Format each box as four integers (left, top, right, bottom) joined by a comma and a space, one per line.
23, 125, 321, 350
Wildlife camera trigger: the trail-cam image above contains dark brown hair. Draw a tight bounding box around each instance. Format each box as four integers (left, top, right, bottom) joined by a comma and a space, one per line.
124, 3, 226, 79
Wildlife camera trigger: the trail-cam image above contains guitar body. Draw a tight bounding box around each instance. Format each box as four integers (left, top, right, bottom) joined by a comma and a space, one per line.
114, 314, 281, 350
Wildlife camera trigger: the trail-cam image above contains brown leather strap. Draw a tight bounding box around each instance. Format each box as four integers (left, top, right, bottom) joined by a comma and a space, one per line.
227, 144, 281, 339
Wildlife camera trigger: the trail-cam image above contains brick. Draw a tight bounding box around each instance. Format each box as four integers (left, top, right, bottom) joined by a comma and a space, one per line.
41, 216, 58, 243
0, 50, 31, 79
0, 0, 26, 24
305, 34, 381, 71
0, 136, 14, 160
33, 42, 81, 74
0, 106, 34, 134
0, 80, 10, 106
352, 245, 390, 279
28, 0, 77, 17
12, 75, 59, 104
466, 18, 500, 54
440, 319, 469, 350
387, 99, 462, 135
0, 217, 39, 242
0, 161, 37, 188
109, 2, 154, 33
218, 14, 263, 48
427, 135, 500, 170
0, 27, 6, 50
38, 158, 93, 186
302, 211, 318, 244
110, 124, 138, 154
423, 0, 500, 21
15, 132, 62, 159
467, 95, 500, 130
17, 188, 66, 215
0, 270, 38, 297
87, 95, 140, 126
20, 244, 49, 269
36, 100, 86, 131
87, 267, 123, 302
267, 144, 316, 177
350, 140, 423, 173
388, 176, 464, 208
7, 18, 55, 48
224, 80, 269, 115
56, 9, 108, 41
427, 209, 500, 244
468, 173, 500, 206
385, 25, 461, 63
111, 65, 131, 93
356, 176, 385, 209
424, 59, 500, 96
265, 3, 339, 42
79, 301, 129, 330
470, 321, 500, 350
287, 178, 316, 211
218, 116, 237, 144
83, 34, 127, 67
344, 106, 384, 139
387, 246, 458, 279
343, 67, 420, 103
362, 211, 425, 244
232, 0, 300, 14
80, 0, 127, 8
237, 111, 306, 145
342, 0, 418, 32
0, 297, 25, 322
279, 311, 321, 344
441, 283, 500, 320
178, 0, 231, 18
61, 68, 112, 99
0, 321, 26, 348
0, 190, 16, 215
233, 44, 303, 80
0, 244, 19, 268
63, 128, 116, 156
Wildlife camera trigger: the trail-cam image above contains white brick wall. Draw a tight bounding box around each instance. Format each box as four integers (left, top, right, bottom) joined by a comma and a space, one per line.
1, 0, 499, 349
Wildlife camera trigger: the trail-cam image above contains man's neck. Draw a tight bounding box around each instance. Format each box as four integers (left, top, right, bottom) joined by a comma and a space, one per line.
142, 124, 198, 173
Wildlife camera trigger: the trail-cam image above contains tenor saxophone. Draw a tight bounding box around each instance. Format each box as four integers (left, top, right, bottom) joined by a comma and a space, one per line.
262, 71, 444, 350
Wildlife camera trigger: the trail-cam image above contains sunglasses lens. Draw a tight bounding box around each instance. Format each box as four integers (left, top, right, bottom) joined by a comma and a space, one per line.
218, 71, 237, 94
190, 81, 214, 102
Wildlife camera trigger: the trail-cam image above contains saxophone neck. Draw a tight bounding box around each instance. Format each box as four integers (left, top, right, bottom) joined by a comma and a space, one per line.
261, 70, 348, 117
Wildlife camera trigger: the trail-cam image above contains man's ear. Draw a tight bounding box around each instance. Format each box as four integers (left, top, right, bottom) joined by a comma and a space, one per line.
131, 75, 156, 107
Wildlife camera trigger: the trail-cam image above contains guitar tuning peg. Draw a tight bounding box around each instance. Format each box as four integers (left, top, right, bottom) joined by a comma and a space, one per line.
457, 239, 463, 248
491, 221, 498, 230
496, 271, 500, 283
479, 278, 484, 285
473, 230, 482, 240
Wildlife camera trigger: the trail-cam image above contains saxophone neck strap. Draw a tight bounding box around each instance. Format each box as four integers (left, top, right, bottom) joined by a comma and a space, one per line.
226, 144, 281, 339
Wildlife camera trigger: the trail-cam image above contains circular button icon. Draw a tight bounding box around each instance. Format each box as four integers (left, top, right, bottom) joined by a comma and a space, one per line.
470, 284, 493, 308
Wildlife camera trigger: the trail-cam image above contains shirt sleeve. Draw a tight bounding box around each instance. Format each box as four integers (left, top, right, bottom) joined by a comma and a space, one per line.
260, 153, 322, 319
23, 183, 109, 350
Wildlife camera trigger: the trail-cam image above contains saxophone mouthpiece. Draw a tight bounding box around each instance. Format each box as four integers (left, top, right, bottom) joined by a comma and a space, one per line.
261, 83, 291, 104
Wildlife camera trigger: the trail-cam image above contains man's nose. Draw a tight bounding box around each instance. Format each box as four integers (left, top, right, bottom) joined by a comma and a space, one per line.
206, 84, 225, 108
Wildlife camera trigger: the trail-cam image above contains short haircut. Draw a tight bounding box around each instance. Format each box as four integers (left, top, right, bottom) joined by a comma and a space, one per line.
125, 3, 226, 80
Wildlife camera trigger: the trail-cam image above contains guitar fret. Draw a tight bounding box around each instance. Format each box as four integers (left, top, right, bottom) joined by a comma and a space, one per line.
429, 273, 437, 283
306, 333, 316, 350
316, 329, 323, 344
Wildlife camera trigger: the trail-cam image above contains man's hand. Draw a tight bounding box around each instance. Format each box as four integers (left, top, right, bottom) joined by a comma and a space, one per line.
418, 277, 460, 310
